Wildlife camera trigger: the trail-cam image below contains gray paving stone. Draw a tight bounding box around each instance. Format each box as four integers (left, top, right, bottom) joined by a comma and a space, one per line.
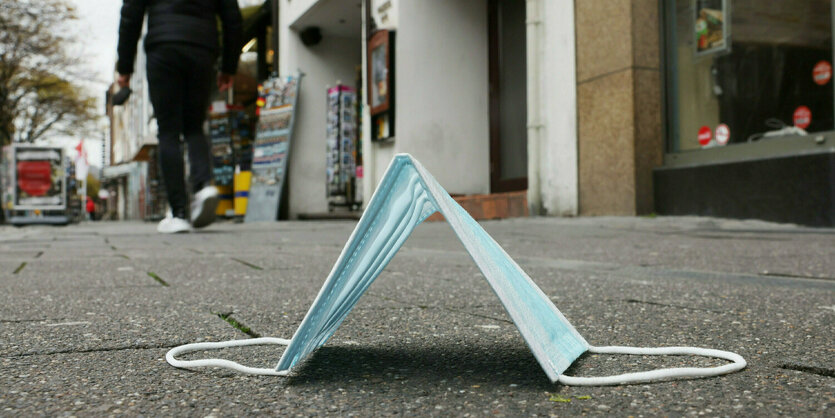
0, 217, 832, 415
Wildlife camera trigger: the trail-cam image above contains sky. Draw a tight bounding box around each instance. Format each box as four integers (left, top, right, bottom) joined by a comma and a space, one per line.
40, 0, 123, 168
71, 0, 122, 93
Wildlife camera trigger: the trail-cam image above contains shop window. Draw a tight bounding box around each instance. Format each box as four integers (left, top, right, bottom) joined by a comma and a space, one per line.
665, 0, 833, 152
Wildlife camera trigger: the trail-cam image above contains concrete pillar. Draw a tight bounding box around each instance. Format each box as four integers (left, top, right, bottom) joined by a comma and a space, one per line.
574, 0, 663, 215
527, 0, 580, 217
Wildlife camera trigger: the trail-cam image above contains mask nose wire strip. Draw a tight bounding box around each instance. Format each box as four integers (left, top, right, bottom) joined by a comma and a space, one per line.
165, 337, 292, 376
557, 345, 747, 386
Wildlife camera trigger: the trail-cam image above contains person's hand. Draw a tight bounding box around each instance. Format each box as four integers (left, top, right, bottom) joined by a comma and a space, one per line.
117, 74, 131, 88
217, 73, 234, 91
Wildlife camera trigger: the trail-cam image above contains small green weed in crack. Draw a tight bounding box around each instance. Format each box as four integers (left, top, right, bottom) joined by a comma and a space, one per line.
231, 257, 263, 271
13, 262, 26, 274
34, 251, 43, 258
215, 312, 261, 338
548, 394, 591, 403
147, 271, 169, 287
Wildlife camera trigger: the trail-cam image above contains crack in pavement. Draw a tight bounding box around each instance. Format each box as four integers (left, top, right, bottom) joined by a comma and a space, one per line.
779, 362, 835, 378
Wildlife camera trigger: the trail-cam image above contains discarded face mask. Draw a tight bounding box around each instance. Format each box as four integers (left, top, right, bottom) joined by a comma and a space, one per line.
167, 154, 746, 385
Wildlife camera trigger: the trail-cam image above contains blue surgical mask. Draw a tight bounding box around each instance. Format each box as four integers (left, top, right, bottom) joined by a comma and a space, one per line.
167, 154, 746, 385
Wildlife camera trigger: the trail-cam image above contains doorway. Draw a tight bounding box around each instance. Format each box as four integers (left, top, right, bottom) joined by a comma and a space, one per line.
488, 0, 528, 193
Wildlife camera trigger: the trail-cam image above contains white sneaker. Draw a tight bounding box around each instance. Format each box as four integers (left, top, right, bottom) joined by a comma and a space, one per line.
157, 213, 192, 234
191, 185, 220, 229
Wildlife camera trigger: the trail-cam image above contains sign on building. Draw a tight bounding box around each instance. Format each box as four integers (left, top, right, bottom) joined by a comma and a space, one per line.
245, 74, 302, 222
11, 145, 66, 211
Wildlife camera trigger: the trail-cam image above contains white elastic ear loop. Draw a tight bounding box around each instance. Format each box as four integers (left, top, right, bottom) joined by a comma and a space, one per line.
558, 345, 746, 386
166, 337, 292, 376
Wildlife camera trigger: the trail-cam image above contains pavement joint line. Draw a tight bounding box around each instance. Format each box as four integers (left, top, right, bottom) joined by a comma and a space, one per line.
615, 298, 725, 314
681, 232, 794, 242
13, 262, 26, 274
2, 342, 190, 359
0, 318, 58, 323
398, 247, 835, 288
117, 254, 130, 260
779, 363, 835, 377
443, 307, 513, 324
214, 311, 261, 338
188, 248, 203, 254
517, 255, 835, 289
231, 257, 263, 270
366, 293, 513, 324
147, 271, 169, 287
609, 225, 835, 236
760, 271, 835, 282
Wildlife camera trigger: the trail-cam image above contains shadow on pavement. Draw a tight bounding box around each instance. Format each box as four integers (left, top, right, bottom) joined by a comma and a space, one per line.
287, 342, 554, 390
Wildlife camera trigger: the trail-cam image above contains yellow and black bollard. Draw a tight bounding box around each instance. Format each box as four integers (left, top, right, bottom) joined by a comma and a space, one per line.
216, 185, 234, 217
233, 170, 252, 219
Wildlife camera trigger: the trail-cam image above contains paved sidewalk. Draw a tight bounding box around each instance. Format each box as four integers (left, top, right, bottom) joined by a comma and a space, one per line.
0, 216, 833, 416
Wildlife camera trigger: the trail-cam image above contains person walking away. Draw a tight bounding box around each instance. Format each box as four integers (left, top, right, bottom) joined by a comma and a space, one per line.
115, 0, 243, 233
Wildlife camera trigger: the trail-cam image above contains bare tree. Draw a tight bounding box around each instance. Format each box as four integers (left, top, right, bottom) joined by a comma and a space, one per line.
0, 0, 97, 146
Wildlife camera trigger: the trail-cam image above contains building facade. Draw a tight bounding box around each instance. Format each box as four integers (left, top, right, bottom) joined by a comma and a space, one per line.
110, 0, 835, 226
272, 0, 834, 226
277, 0, 581, 218
104, 31, 162, 221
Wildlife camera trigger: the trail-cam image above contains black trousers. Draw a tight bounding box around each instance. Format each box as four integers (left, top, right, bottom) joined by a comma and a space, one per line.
146, 43, 215, 217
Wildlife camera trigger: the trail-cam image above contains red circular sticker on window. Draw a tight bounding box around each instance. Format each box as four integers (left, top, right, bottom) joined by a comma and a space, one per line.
793, 106, 812, 129
698, 126, 712, 147
715, 124, 730, 145
813, 61, 832, 86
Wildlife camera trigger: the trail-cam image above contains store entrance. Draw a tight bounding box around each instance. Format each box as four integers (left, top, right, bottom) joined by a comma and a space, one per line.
488, 0, 528, 193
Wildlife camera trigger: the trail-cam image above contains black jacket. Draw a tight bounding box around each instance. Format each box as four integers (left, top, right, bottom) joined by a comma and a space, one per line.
116, 0, 243, 75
